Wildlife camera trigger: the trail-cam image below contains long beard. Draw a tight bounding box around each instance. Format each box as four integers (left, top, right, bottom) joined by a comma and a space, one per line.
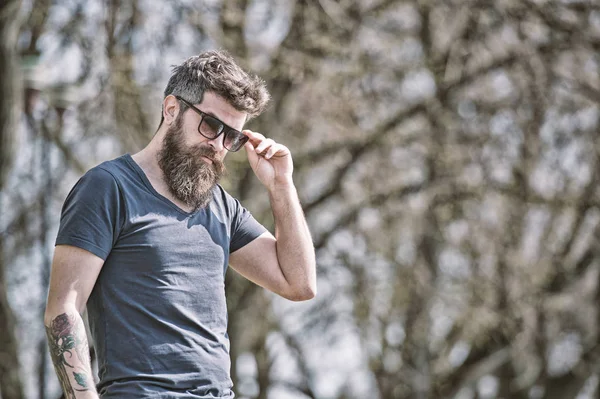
158, 115, 226, 211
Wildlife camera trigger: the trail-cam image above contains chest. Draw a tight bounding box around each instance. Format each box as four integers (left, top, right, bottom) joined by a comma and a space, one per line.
111, 209, 232, 281
149, 178, 197, 214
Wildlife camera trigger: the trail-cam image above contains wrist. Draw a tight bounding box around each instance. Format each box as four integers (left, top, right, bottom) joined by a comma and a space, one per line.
268, 176, 296, 195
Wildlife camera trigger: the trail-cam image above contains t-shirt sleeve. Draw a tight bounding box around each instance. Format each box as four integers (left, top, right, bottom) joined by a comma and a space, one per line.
229, 197, 267, 253
55, 167, 124, 260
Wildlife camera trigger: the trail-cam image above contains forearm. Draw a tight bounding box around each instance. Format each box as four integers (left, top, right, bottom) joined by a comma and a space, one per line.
44, 307, 98, 398
269, 179, 316, 299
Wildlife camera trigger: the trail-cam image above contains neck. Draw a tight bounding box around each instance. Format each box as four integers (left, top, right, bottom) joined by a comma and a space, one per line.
131, 128, 166, 181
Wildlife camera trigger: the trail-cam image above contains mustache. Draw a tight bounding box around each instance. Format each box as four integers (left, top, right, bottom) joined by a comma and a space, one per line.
189, 145, 225, 173
190, 144, 217, 159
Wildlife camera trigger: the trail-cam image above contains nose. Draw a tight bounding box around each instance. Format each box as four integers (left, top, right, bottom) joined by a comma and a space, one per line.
207, 133, 225, 152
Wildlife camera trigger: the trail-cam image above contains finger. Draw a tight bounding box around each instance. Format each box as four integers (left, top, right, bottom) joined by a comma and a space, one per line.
244, 141, 260, 164
243, 129, 264, 138
255, 139, 275, 155
243, 130, 266, 145
265, 145, 277, 159
265, 144, 284, 159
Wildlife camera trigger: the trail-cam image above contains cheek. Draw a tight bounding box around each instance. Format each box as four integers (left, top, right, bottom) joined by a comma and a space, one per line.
180, 121, 204, 145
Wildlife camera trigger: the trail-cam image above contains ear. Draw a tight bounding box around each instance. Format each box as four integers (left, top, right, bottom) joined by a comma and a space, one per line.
163, 95, 180, 125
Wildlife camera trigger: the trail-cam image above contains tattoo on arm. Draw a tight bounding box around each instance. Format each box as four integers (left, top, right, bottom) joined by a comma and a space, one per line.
45, 312, 96, 397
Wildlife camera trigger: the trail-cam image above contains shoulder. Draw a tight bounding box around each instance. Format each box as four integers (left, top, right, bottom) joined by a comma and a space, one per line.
67, 157, 130, 201
212, 184, 243, 209
77, 155, 132, 187
209, 184, 246, 221
212, 184, 235, 202
73, 167, 118, 197
94, 155, 131, 180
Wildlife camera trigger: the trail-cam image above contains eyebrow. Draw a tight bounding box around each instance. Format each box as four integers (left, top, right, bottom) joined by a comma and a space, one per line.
203, 110, 220, 120
200, 109, 242, 132
178, 96, 242, 132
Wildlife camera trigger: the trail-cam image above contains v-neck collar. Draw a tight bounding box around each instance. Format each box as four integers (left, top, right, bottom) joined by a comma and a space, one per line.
123, 153, 201, 217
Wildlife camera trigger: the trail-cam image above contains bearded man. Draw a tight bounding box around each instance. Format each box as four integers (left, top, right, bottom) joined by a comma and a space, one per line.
44, 50, 316, 398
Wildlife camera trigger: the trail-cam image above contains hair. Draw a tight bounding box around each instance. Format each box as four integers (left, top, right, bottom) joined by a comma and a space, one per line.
161, 50, 270, 126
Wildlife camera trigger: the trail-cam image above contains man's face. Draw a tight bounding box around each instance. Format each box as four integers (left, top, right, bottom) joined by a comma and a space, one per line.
158, 92, 247, 211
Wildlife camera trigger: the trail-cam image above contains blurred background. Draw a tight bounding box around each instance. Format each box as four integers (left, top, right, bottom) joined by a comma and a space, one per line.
1, 0, 600, 398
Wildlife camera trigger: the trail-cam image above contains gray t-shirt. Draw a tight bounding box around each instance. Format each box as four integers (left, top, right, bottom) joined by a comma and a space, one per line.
55, 154, 266, 398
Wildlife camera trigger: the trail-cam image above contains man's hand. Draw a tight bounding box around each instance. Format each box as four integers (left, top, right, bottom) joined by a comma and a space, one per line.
232, 130, 316, 301
243, 130, 293, 190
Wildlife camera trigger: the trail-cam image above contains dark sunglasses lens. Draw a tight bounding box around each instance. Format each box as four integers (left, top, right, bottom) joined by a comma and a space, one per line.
224, 130, 248, 152
199, 116, 223, 139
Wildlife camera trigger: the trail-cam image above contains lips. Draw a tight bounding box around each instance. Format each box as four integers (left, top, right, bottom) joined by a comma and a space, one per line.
200, 155, 214, 165
191, 146, 225, 175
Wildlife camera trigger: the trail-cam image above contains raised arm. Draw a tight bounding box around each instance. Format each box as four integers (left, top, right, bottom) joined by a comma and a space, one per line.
229, 130, 316, 301
44, 245, 104, 398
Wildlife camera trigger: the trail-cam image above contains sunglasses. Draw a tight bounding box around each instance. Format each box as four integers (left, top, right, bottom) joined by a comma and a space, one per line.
175, 96, 249, 152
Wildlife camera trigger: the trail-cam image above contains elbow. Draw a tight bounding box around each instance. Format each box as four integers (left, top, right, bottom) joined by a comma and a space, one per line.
44, 304, 56, 327
285, 284, 317, 302
299, 287, 317, 301
44, 310, 59, 329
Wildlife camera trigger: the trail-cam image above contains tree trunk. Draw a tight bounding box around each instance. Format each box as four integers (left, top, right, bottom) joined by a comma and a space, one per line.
0, 241, 25, 399
0, 0, 22, 187
0, 0, 26, 398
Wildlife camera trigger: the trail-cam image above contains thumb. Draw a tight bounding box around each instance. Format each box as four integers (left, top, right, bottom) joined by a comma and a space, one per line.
244, 142, 259, 165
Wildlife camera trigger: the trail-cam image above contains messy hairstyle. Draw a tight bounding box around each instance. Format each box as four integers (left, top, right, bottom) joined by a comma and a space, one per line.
161, 50, 270, 126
